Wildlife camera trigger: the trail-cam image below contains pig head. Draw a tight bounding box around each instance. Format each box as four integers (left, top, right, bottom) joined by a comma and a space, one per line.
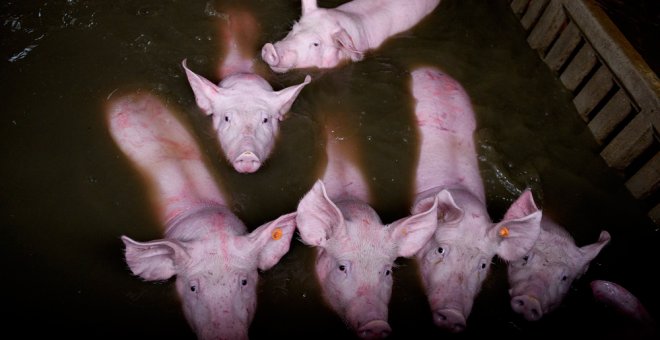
296, 180, 439, 339
261, 0, 440, 73
122, 209, 296, 340
107, 93, 297, 339
413, 188, 542, 333
507, 216, 610, 321
182, 59, 310, 173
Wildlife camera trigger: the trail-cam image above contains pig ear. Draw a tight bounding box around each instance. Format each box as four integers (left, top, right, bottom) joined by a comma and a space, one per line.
333, 29, 364, 62
413, 189, 464, 225
491, 191, 542, 261
245, 212, 297, 271
579, 230, 611, 264
296, 180, 344, 248
121, 235, 190, 281
182, 59, 220, 116
301, 0, 318, 16
273, 75, 311, 119
389, 196, 439, 257
502, 189, 539, 220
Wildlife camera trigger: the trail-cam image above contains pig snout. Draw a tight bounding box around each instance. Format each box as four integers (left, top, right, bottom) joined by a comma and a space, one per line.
261, 43, 279, 66
433, 308, 466, 333
357, 320, 392, 340
511, 295, 543, 321
233, 151, 261, 173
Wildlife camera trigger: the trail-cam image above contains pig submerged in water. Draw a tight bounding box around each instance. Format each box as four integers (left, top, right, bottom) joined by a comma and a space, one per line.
183, 9, 311, 173
408, 67, 543, 332
106, 93, 297, 340
261, 0, 441, 73
295, 126, 439, 339
507, 216, 610, 321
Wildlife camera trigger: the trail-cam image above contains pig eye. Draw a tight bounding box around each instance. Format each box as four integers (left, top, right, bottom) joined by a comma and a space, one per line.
241, 279, 248, 286
189, 280, 199, 293
224, 115, 230, 122
561, 275, 568, 282
262, 117, 269, 123
312, 42, 319, 47
338, 265, 346, 272
437, 247, 444, 254
385, 269, 391, 276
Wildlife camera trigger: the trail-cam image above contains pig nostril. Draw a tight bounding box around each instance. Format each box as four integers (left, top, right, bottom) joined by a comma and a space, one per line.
436, 312, 447, 321
516, 298, 525, 306
530, 308, 540, 319
357, 320, 391, 340
452, 323, 466, 333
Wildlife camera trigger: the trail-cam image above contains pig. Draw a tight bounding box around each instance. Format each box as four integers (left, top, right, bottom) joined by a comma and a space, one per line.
295, 128, 440, 339
183, 9, 311, 173
261, 0, 441, 73
408, 67, 543, 332
591, 280, 655, 326
506, 216, 610, 321
106, 92, 297, 340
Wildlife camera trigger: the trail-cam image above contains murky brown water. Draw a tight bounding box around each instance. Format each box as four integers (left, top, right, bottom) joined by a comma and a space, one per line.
1, 0, 657, 338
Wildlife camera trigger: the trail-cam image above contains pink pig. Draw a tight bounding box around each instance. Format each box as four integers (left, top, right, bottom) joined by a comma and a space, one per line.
183, 9, 311, 173
261, 0, 441, 73
507, 216, 610, 321
295, 127, 440, 339
106, 92, 296, 340
408, 67, 542, 332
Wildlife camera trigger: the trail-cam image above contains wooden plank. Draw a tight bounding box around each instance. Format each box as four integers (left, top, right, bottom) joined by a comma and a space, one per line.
587, 89, 633, 144
511, 0, 530, 17
600, 112, 655, 171
544, 21, 582, 72
649, 202, 660, 226
521, 0, 549, 31
527, 1, 566, 54
564, 0, 660, 129
573, 66, 615, 121
559, 43, 597, 92
625, 152, 660, 200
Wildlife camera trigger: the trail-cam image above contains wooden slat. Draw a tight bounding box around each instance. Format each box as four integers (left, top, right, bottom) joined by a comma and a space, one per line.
587, 89, 633, 144
573, 66, 615, 121
559, 43, 597, 92
544, 21, 581, 72
527, 0, 566, 54
511, 0, 530, 17
600, 111, 655, 171
564, 0, 660, 124
625, 152, 660, 200
521, 0, 549, 30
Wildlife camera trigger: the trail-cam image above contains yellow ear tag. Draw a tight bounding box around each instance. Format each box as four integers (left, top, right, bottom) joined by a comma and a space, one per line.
499, 226, 510, 238
272, 228, 283, 240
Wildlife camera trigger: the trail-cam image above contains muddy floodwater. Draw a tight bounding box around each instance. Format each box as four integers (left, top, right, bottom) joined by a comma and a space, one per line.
1, 0, 658, 339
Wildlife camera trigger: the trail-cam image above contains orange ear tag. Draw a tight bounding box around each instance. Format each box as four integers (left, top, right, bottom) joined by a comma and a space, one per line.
499, 226, 510, 238
271, 228, 283, 240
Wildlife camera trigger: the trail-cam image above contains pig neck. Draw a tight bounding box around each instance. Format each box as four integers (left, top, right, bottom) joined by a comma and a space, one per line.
337, 0, 440, 50
321, 132, 371, 204
164, 203, 245, 240
413, 128, 484, 204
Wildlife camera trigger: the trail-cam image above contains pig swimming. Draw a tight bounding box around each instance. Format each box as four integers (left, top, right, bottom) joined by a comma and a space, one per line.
261, 0, 441, 73
408, 67, 542, 332
295, 127, 439, 339
507, 216, 610, 321
183, 9, 311, 173
106, 93, 297, 340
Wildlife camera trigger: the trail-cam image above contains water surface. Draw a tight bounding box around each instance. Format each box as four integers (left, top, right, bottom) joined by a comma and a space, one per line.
1, 0, 657, 338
